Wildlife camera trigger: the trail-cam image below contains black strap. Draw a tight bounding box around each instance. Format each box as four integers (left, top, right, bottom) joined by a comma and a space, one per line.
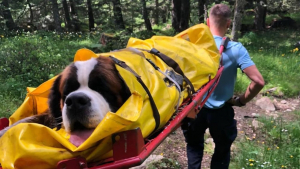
109, 56, 161, 134
220, 37, 230, 49
220, 37, 230, 66
138, 48, 195, 94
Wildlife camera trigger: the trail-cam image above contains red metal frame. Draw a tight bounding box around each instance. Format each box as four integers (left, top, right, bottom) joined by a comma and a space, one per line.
0, 67, 223, 169
0, 118, 9, 130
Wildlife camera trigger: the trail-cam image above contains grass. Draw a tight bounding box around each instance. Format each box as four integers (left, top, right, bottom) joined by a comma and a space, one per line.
0, 96, 21, 118
237, 12, 300, 97
230, 111, 300, 168
234, 29, 300, 97
148, 158, 181, 169
0, 31, 101, 117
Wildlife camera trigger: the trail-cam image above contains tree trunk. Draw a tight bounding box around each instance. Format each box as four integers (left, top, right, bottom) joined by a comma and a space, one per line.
2, 0, 17, 30
162, 0, 171, 23
87, 0, 95, 31
111, 0, 125, 29
62, 0, 72, 31
172, 0, 190, 32
204, 2, 208, 21
162, 6, 167, 23
231, 0, 246, 41
42, 0, 48, 19
141, 0, 152, 31
69, 0, 77, 16
154, 0, 159, 24
27, 0, 33, 24
69, 0, 80, 31
51, 0, 62, 32
254, 0, 266, 30
198, 0, 206, 23
172, 0, 181, 32
180, 0, 190, 31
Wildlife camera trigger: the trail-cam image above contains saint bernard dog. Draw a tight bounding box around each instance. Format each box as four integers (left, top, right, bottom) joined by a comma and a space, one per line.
0, 56, 131, 146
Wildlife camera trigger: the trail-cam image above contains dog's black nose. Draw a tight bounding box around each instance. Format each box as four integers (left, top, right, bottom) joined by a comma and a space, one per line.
65, 93, 91, 110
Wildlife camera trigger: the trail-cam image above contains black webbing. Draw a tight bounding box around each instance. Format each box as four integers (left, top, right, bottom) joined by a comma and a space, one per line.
139, 48, 195, 94
220, 36, 230, 67
109, 56, 160, 133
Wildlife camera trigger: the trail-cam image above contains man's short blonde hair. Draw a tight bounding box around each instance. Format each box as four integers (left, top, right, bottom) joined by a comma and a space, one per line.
209, 4, 231, 28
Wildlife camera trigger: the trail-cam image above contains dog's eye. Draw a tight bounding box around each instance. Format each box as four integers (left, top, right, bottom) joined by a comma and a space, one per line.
63, 77, 80, 100
88, 76, 108, 93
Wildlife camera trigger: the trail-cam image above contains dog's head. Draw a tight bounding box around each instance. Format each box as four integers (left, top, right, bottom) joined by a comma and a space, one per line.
48, 56, 131, 146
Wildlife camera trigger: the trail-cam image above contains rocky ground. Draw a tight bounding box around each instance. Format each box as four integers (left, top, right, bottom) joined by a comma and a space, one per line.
133, 94, 300, 169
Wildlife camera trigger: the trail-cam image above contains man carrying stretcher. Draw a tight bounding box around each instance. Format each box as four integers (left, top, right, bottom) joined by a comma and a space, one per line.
182, 4, 265, 169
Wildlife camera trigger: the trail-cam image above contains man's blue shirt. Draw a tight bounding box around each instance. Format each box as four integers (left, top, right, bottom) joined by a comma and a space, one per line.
204, 35, 255, 109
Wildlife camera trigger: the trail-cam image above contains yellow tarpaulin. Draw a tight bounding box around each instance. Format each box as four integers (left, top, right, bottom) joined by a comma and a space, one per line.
0, 24, 219, 169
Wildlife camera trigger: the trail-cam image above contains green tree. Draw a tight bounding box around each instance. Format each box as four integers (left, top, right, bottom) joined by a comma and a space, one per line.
231, 0, 246, 41
197, 0, 207, 23
1, 0, 17, 30
27, 0, 33, 24
254, 0, 267, 30
62, 0, 72, 31
87, 0, 95, 31
141, 0, 152, 30
69, 0, 81, 31
111, 0, 125, 29
51, 0, 62, 32
172, 0, 190, 32
154, 0, 159, 24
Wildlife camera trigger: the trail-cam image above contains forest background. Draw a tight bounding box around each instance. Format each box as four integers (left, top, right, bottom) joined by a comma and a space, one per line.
0, 0, 300, 168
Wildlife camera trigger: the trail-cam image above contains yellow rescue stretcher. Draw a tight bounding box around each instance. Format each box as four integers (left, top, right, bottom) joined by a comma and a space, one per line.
0, 24, 225, 169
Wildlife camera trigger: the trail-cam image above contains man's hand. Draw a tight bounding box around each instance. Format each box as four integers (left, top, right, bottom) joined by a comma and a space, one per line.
227, 96, 246, 107
227, 65, 264, 107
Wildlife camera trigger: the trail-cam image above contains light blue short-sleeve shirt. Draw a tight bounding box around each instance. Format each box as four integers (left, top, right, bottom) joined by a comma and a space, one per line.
204, 35, 255, 109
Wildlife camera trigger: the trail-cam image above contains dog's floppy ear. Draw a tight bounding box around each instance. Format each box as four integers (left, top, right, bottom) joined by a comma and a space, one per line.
48, 75, 62, 130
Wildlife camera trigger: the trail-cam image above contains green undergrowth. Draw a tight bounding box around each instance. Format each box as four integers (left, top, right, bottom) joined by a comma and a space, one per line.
230, 111, 300, 168
0, 27, 175, 117
235, 29, 300, 97
0, 27, 299, 117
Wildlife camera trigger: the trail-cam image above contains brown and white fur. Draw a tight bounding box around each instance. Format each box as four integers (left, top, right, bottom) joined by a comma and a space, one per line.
0, 56, 131, 146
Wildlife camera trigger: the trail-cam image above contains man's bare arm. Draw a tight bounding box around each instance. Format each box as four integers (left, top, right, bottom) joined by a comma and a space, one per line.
239, 65, 265, 104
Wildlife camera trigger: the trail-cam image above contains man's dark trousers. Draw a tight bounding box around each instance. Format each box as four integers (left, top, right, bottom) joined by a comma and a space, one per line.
182, 104, 237, 169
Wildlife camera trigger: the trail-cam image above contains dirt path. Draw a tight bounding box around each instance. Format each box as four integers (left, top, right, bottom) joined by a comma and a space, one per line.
152, 96, 300, 169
